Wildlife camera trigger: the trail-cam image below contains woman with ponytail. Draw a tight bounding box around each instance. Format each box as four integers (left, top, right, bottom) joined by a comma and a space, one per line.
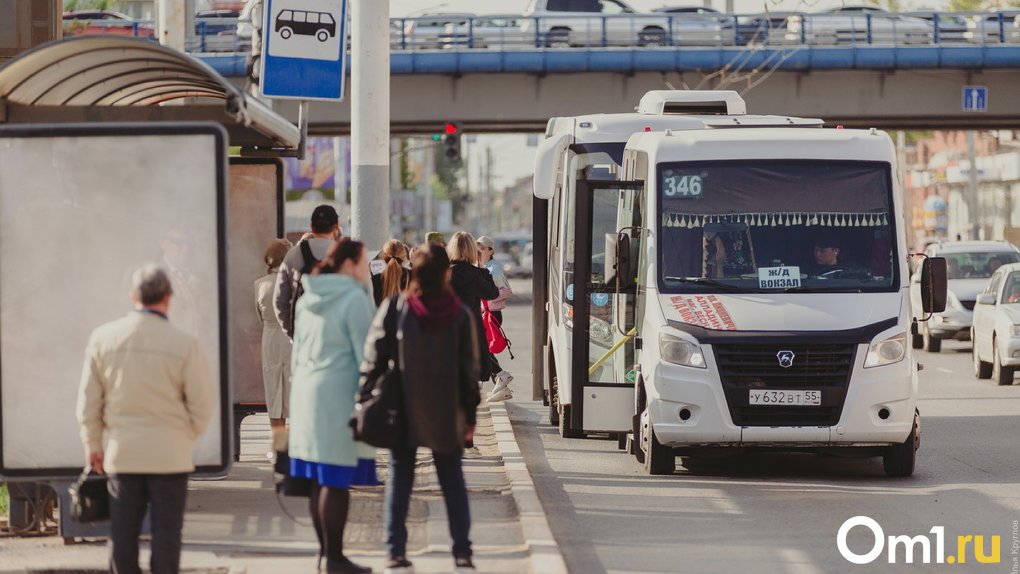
371, 239, 411, 306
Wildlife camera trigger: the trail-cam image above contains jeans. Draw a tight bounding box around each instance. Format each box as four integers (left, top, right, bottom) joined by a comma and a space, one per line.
108, 473, 189, 574
385, 447, 471, 558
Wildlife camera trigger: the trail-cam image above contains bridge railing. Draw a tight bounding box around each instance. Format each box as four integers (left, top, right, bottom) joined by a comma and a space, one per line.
59, 11, 1020, 55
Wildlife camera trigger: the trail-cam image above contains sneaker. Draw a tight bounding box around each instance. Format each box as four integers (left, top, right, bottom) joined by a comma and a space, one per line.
383, 556, 414, 574
488, 387, 513, 402
454, 556, 475, 573
492, 370, 513, 393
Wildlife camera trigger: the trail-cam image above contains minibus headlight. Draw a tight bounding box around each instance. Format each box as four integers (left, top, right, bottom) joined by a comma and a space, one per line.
864, 332, 906, 368
659, 334, 706, 368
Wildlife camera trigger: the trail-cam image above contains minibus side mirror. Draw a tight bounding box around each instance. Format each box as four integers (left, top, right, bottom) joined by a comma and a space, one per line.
921, 257, 948, 314
604, 232, 630, 292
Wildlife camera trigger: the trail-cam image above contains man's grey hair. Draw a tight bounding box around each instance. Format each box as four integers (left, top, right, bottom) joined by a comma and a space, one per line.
131, 264, 173, 306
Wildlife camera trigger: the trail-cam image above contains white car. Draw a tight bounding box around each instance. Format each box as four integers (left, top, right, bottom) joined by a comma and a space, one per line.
964, 10, 1020, 44
438, 15, 528, 49
521, 0, 672, 47
783, 5, 933, 44
971, 262, 1020, 385
396, 13, 474, 49
910, 240, 1020, 352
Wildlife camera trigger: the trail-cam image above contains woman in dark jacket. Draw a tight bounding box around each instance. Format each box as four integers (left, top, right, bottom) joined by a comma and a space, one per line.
359, 244, 482, 573
447, 231, 499, 382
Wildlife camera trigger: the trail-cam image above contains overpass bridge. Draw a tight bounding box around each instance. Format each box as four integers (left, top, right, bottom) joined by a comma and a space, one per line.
203, 44, 1020, 134
38, 12, 1020, 133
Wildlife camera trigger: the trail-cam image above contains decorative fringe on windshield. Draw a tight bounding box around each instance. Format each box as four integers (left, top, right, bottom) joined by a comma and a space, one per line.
662, 212, 889, 229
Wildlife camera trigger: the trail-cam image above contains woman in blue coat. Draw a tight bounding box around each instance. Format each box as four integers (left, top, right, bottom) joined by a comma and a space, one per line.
288, 239, 375, 574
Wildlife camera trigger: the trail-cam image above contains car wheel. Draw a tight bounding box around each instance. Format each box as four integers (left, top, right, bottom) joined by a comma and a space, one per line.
316, 29, 329, 42
992, 339, 1015, 386
545, 27, 570, 47
973, 336, 992, 379
548, 375, 559, 426
638, 27, 666, 46
922, 322, 941, 352
643, 423, 675, 475
883, 411, 919, 477
279, 27, 292, 39
558, 402, 584, 439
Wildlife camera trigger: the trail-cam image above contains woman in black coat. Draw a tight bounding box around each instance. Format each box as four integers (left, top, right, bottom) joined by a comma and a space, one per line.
446, 231, 500, 382
359, 244, 481, 573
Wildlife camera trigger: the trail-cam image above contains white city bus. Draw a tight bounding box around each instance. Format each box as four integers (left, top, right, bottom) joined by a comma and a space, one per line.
531, 91, 946, 475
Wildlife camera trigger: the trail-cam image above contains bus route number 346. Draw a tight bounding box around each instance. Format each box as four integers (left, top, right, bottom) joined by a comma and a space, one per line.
663, 174, 703, 198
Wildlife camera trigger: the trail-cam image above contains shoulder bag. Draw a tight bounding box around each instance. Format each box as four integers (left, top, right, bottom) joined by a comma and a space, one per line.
350, 299, 407, 449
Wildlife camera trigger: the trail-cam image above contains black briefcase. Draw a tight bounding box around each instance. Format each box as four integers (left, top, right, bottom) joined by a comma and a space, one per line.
69, 466, 109, 523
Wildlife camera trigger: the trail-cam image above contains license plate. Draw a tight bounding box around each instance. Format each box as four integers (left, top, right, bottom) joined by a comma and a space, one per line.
748, 390, 821, 406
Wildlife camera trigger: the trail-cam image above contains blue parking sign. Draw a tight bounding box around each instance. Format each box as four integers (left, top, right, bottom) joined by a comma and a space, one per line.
260, 0, 347, 101
962, 86, 987, 112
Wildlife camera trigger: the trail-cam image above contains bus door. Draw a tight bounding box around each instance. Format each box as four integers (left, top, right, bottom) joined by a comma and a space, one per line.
567, 179, 643, 433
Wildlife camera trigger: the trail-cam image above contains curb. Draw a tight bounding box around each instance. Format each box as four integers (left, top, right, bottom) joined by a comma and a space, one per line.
486, 401, 568, 574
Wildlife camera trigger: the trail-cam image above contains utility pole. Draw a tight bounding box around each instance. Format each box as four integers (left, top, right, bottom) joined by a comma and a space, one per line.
966, 131, 980, 240
350, 0, 390, 247
157, 0, 187, 51
422, 142, 435, 234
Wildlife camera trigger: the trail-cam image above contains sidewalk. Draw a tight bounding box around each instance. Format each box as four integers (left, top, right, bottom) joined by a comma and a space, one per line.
0, 402, 565, 574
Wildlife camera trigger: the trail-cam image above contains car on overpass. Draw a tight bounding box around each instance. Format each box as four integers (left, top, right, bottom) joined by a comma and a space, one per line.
910, 240, 1020, 352
963, 9, 1020, 43
396, 13, 475, 49
438, 15, 528, 49
62, 10, 154, 38
971, 262, 1020, 385
521, 0, 673, 47
781, 6, 933, 44
903, 10, 969, 43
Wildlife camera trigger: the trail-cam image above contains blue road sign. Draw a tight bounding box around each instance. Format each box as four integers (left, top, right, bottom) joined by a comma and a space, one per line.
962, 86, 987, 112
260, 0, 347, 101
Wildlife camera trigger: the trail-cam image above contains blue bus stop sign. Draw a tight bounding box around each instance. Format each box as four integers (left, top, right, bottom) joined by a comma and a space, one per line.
962, 86, 987, 112
260, 0, 347, 101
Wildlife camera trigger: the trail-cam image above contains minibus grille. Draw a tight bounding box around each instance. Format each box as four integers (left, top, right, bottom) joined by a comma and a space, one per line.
713, 343, 856, 427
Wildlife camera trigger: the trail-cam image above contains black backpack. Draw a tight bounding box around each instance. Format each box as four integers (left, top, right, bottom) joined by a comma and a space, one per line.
287, 240, 319, 336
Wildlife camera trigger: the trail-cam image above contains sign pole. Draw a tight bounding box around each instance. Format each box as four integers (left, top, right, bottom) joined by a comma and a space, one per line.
349, 0, 390, 247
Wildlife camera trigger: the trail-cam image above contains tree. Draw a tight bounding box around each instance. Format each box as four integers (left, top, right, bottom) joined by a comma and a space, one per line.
434, 153, 468, 224
947, 0, 986, 11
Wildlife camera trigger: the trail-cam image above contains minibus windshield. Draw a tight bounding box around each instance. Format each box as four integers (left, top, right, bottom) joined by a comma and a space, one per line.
657, 160, 897, 293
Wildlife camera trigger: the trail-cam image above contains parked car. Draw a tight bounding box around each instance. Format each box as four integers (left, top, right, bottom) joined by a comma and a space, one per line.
731, 11, 799, 45
438, 15, 527, 49
521, 0, 672, 47
62, 10, 154, 37
910, 240, 1020, 352
971, 262, 1020, 385
903, 10, 969, 43
396, 13, 474, 49
493, 253, 521, 278
782, 6, 933, 44
235, 0, 260, 51
964, 10, 1020, 44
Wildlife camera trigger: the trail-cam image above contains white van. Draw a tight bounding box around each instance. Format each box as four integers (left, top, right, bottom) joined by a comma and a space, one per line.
532, 91, 946, 476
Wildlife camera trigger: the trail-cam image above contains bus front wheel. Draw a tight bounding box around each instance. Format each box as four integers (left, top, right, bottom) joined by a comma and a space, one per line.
279, 27, 292, 39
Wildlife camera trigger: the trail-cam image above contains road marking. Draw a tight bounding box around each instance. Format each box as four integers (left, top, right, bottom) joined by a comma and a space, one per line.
936, 367, 953, 374
777, 548, 824, 574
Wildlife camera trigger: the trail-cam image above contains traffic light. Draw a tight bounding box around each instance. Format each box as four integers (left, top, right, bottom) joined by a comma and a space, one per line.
443, 122, 461, 162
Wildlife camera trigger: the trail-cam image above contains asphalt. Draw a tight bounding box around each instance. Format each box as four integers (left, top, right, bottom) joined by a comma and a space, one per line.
0, 401, 565, 574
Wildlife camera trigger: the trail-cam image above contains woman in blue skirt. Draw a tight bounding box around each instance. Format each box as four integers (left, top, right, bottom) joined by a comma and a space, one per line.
289, 239, 376, 574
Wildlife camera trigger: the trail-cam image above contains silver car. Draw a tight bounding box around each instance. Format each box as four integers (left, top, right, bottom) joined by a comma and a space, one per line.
783, 5, 933, 44
910, 240, 1020, 352
964, 10, 1020, 44
438, 15, 528, 49
521, 0, 672, 47
971, 262, 1020, 385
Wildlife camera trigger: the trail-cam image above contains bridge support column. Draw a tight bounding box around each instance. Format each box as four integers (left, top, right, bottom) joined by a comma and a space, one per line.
349, 0, 390, 248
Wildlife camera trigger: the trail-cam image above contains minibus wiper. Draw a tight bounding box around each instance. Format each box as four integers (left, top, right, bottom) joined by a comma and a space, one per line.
664, 277, 745, 292
783, 285, 864, 293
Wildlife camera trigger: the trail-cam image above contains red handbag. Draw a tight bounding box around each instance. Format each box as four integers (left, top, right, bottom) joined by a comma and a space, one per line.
482, 301, 513, 358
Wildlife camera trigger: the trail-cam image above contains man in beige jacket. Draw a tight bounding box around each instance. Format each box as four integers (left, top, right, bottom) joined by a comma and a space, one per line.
76, 264, 215, 574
